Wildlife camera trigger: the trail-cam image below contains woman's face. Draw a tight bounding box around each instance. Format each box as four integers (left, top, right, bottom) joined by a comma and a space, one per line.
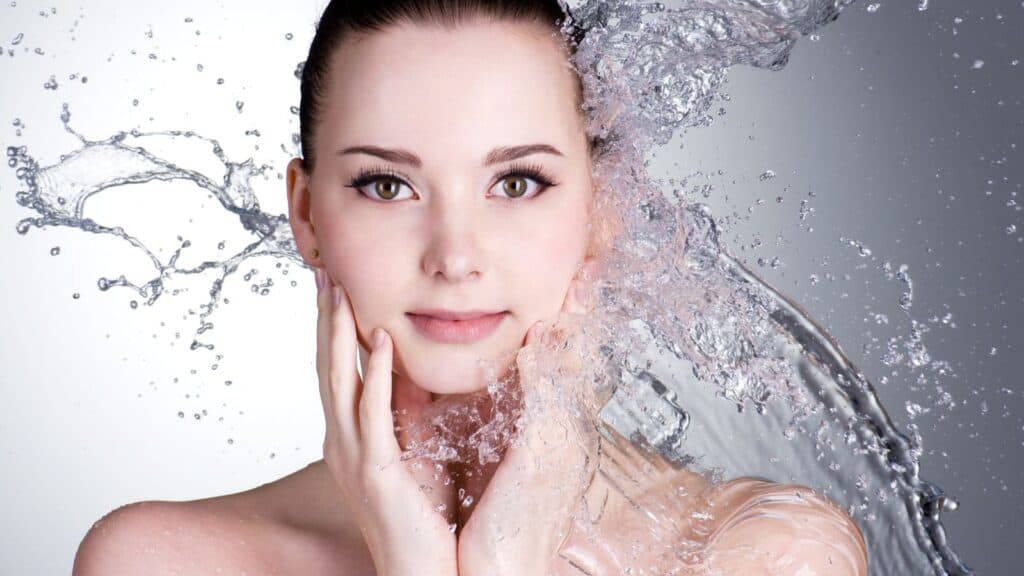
287, 19, 594, 394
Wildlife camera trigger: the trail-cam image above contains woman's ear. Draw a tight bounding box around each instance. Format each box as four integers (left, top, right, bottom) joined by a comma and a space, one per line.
286, 157, 322, 268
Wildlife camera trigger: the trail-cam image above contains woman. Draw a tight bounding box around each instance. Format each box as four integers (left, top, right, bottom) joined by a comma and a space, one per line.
73, 1, 868, 574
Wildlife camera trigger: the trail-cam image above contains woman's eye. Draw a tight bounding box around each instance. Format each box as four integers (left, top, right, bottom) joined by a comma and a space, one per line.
351, 177, 415, 202
490, 175, 544, 200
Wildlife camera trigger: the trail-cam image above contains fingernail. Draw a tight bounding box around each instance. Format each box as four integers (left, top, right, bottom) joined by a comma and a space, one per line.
332, 286, 341, 307
575, 281, 591, 308
531, 321, 545, 339
315, 268, 325, 292
373, 328, 386, 350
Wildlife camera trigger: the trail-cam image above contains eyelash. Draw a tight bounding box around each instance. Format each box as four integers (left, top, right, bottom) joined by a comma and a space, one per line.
345, 161, 559, 202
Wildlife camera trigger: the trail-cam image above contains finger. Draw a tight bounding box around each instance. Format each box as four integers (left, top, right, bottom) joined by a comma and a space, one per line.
560, 258, 598, 316
329, 281, 361, 446
360, 327, 401, 466
315, 269, 335, 433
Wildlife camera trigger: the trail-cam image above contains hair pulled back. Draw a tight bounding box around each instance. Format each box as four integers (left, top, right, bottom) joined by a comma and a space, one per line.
298, 0, 587, 172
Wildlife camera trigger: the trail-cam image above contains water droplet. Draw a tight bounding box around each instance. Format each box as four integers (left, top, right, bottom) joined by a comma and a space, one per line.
1005, 224, 1017, 234
11, 32, 24, 45
759, 169, 776, 181
235, 101, 244, 113
866, 3, 881, 12
72, 292, 80, 300
285, 33, 293, 41
178, 411, 184, 418
971, 59, 985, 69
49, 246, 60, 256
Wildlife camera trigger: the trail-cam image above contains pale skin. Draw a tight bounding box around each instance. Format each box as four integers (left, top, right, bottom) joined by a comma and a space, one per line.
72, 17, 868, 576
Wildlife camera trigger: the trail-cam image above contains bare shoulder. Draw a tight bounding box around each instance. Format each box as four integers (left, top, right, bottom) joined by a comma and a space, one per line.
73, 461, 373, 576
704, 477, 869, 575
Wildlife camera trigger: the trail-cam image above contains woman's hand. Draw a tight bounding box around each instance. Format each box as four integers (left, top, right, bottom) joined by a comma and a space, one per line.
314, 268, 458, 576
458, 261, 600, 576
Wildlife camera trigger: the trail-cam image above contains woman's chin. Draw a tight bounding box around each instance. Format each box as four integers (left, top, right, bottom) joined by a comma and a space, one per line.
398, 348, 517, 396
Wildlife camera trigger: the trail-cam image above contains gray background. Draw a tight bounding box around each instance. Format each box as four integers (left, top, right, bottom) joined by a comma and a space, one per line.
2, 0, 1021, 574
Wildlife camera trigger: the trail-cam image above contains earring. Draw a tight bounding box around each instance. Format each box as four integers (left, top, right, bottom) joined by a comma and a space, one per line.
311, 248, 320, 259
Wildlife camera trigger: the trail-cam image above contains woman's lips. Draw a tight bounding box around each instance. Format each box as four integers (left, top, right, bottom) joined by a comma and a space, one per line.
406, 311, 508, 344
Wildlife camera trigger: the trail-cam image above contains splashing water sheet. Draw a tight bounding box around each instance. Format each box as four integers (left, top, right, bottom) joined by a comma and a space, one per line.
3, 0, 1021, 574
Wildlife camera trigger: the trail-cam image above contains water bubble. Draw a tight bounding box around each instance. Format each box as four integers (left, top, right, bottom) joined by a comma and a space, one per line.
177, 411, 184, 418
72, 293, 80, 300
235, 100, 244, 113
906, 403, 926, 419
43, 75, 58, 90
216, 78, 225, 85
227, 438, 234, 445
285, 33, 293, 41
11, 32, 23, 45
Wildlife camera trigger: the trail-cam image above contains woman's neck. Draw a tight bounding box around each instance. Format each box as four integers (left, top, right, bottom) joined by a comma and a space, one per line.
391, 369, 513, 530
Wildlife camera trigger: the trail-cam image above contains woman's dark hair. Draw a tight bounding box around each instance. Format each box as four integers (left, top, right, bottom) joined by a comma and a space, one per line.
298, 0, 587, 172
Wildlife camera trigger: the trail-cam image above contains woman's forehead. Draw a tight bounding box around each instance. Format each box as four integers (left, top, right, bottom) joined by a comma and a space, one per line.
321, 20, 582, 155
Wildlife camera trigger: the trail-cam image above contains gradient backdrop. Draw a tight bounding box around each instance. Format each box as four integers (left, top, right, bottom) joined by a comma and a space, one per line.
1, 1, 1020, 574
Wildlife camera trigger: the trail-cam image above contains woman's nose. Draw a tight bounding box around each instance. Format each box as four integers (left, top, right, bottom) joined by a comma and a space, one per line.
420, 204, 485, 282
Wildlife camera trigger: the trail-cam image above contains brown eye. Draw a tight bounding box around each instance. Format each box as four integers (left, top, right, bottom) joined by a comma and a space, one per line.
375, 179, 402, 200
501, 176, 529, 198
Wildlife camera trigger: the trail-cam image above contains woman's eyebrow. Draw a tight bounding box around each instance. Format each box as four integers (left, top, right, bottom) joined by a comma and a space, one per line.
336, 143, 564, 167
